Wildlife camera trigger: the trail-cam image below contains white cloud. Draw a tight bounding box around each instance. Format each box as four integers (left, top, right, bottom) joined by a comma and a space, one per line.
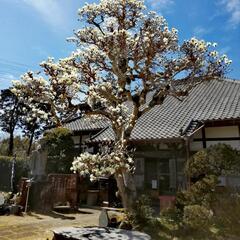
220, 0, 240, 28
146, 0, 174, 11
193, 26, 212, 38
23, 0, 68, 30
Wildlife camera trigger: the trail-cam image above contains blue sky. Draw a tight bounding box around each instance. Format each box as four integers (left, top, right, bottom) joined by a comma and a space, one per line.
0, 0, 239, 91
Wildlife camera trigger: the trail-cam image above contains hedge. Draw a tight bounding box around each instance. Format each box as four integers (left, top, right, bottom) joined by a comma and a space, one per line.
0, 156, 29, 192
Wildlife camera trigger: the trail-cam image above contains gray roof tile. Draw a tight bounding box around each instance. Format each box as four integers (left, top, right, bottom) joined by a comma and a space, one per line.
86, 126, 115, 143
65, 79, 240, 142
64, 117, 109, 132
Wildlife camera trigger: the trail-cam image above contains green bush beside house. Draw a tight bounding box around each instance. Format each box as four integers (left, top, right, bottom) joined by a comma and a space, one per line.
127, 144, 240, 239
43, 127, 75, 174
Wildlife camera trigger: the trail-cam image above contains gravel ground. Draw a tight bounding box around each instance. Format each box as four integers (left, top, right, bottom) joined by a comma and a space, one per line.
0, 208, 100, 240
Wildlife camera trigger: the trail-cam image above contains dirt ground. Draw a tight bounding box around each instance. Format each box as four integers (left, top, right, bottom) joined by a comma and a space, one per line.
0, 208, 101, 240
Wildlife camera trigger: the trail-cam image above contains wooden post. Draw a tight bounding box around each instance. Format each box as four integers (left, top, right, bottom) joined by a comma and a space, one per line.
185, 138, 191, 190
25, 183, 30, 213
201, 127, 207, 149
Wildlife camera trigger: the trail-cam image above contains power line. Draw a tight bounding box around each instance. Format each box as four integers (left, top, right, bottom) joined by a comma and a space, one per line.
0, 67, 28, 74
0, 61, 40, 77
0, 58, 35, 69
0, 64, 32, 73
0, 61, 34, 77
0, 59, 42, 81
0, 71, 23, 77
0, 62, 29, 69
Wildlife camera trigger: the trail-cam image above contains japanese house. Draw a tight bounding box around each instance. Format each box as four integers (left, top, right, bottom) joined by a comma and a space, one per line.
64, 78, 240, 199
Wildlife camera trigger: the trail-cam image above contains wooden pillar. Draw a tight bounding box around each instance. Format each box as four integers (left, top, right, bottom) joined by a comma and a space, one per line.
201, 127, 207, 149
185, 138, 191, 190
79, 133, 83, 153
238, 125, 240, 151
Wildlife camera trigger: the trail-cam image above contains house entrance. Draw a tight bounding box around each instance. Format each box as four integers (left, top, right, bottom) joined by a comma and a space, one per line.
145, 158, 177, 195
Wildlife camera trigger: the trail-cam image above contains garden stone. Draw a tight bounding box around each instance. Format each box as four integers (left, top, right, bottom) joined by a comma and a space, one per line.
30, 143, 47, 181
52, 226, 151, 240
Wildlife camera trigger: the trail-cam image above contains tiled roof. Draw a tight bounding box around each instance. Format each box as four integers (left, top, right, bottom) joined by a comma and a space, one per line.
131, 79, 240, 141
182, 120, 204, 137
86, 126, 115, 143
65, 79, 240, 142
64, 117, 109, 132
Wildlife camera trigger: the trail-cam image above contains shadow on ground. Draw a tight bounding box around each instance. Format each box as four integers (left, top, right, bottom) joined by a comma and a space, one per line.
28, 207, 94, 220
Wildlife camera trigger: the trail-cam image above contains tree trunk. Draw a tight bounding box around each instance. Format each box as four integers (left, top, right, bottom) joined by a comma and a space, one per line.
111, 131, 138, 211
8, 131, 14, 156
115, 170, 137, 211
27, 129, 35, 156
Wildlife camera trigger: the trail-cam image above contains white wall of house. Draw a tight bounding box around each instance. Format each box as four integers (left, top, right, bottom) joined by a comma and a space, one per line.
190, 125, 240, 151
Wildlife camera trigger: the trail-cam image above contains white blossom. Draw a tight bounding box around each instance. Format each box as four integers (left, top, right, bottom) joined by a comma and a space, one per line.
10, 0, 231, 185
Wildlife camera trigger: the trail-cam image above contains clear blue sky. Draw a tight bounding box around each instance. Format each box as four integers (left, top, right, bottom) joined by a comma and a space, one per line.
0, 0, 239, 91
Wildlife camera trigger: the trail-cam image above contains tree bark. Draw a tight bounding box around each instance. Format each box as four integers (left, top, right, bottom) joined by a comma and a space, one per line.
8, 129, 14, 156
27, 128, 35, 156
115, 170, 137, 211
8, 131, 14, 156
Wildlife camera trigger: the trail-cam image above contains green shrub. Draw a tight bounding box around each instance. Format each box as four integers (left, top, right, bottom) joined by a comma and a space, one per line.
212, 189, 240, 236
126, 195, 162, 239
175, 144, 240, 237
160, 206, 182, 224
176, 175, 218, 209
43, 127, 75, 174
186, 144, 240, 178
0, 155, 25, 161
177, 144, 240, 209
127, 195, 154, 229
0, 156, 29, 191
183, 205, 213, 229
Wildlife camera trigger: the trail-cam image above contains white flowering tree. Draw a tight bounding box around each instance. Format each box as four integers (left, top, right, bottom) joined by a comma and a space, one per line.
12, 58, 82, 125
13, 0, 231, 210
11, 60, 83, 155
